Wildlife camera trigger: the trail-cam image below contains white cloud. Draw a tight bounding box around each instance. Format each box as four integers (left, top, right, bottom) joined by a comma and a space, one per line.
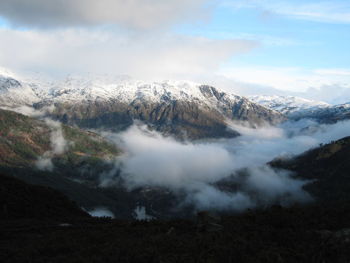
207, 31, 300, 47
103, 119, 350, 212
226, 0, 350, 24
133, 206, 154, 221
36, 155, 54, 171
218, 66, 350, 98
0, 27, 257, 80
35, 118, 70, 171
45, 119, 69, 155
102, 122, 341, 211
0, 0, 211, 29
313, 69, 350, 76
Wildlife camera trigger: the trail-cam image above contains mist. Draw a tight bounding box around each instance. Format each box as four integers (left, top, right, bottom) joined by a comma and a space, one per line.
88, 207, 115, 218
35, 118, 70, 171
98, 119, 350, 213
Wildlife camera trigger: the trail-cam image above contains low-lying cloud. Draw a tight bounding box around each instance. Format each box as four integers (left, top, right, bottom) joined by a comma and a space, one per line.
99, 119, 350, 213
88, 207, 115, 218
117, 125, 235, 189
35, 118, 70, 171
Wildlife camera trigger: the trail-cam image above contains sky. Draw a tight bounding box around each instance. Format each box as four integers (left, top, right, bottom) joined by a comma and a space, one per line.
0, 0, 349, 103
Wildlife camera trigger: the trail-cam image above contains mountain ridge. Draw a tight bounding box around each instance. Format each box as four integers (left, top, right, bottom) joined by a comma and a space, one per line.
250, 94, 350, 123
0, 72, 285, 140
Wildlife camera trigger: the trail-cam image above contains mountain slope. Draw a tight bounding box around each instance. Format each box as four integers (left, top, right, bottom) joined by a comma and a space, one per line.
0, 108, 120, 179
0, 109, 190, 219
0, 72, 285, 140
0, 75, 41, 107
271, 136, 350, 203
0, 173, 89, 219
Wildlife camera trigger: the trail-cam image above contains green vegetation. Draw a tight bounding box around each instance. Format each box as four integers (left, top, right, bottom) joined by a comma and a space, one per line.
0, 109, 50, 166
63, 125, 120, 158
0, 109, 120, 173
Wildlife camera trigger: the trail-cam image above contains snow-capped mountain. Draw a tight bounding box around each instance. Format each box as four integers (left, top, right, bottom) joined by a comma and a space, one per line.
0, 74, 42, 107
0, 71, 285, 139
249, 95, 330, 115
298, 102, 350, 123
249, 94, 350, 123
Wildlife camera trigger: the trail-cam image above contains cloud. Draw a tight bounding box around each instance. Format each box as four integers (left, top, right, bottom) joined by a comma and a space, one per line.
244, 166, 311, 206
0, 0, 211, 29
293, 69, 350, 104
36, 154, 54, 172
217, 66, 350, 102
100, 118, 350, 212
298, 85, 350, 105
0, 28, 256, 80
88, 207, 115, 218
35, 118, 70, 171
116, 125, 236, 189
0, 107, 68, 172
133, 206, 154, 221
101, 123, 314, 212
186, 185, 255, 212
227, 0, 350, 24
45, 119, 69, 155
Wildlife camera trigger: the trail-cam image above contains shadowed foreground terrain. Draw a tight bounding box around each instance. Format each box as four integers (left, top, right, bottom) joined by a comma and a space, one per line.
0, 174, 89, 220
1, 173, 350, 262
1, 203, 350, 263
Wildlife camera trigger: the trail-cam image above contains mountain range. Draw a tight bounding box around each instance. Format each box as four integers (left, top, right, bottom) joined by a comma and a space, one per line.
2, 71, 350, 137
0, 72, 284, 140
250, 95, 350, 122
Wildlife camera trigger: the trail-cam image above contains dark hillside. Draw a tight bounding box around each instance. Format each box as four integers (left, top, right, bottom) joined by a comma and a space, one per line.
271, 136, 350, 203
0, 174, 89, 220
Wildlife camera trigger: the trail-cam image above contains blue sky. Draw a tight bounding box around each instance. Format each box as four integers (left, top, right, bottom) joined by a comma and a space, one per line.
177, 1, 350, 69
0, 0, 349, 102
178, 0, 350, 100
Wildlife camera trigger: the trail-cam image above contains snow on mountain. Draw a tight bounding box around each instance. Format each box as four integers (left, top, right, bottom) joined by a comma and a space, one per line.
0, 72, 261, 115
337, 102, 350, 109
48, 78, 208, 103
0, 71, 42, 108
0, 71, 286, 139
249, 95, 330, 116
249, 95, 350, 123
38, 76, 248, 112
